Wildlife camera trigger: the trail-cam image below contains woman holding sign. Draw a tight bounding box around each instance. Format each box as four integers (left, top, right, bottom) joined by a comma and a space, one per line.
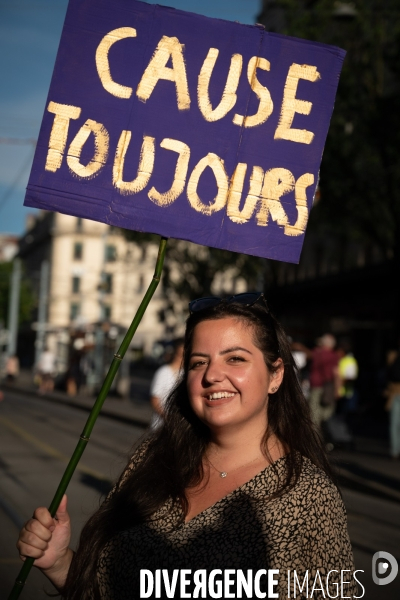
17, 293, 359, 599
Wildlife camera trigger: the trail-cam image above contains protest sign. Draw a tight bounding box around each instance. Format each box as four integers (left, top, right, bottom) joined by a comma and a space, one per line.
24, 0, 345, 263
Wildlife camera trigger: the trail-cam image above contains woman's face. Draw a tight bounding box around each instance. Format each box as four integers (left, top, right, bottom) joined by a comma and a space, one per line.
187, 317, 283, 433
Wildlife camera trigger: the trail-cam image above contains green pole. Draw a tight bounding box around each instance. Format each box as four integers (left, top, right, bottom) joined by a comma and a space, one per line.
8, 236, 168, 600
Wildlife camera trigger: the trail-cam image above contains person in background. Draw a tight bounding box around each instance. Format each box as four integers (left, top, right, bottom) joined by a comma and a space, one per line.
5, 354, 19, 383
309, 334, 340, 430
293, 334, 339, 431
66, 344, 85, 397
149, 338, 184, 428
36, 346, 57, 394
337, 340, 359, 415
384, 347, 400, 459
289, 336, 310, 399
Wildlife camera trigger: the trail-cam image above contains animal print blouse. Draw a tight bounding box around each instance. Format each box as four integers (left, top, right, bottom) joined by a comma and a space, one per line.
97, 450, 358, 599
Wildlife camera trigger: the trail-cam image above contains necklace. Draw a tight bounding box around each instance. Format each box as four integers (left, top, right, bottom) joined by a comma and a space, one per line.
207, 454, 263, 478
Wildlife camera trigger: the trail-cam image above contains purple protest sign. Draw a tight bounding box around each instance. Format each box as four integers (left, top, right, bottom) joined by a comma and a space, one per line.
24, 0, 345, 263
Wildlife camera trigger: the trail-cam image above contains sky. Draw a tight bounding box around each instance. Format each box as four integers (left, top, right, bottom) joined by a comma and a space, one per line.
0, 0, 261, 236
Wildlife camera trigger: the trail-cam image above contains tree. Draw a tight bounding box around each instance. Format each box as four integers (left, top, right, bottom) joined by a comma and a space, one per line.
0, 261, 35, 329
121, 230, 265, 327
258, 0, 400, 261
159, 240, 265, 328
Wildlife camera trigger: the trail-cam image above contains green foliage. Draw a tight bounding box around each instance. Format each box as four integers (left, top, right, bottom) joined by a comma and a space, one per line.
160, 240, 265, 324
0, 262, 35, 327
122, 229, 265, 312
262, 0, 400, 255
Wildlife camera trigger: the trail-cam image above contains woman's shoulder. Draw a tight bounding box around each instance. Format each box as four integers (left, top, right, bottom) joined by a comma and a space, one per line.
300, 455, 340, 492
258, 454, 341, 510
252, 456, 349, 551
105, 438, 151, 501
127, 437, 151, 465
283, 455, 343, 512
120, 438, 152, 480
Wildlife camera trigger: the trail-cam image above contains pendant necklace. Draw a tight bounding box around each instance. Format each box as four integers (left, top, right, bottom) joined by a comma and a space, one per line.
207, 454, 262, 478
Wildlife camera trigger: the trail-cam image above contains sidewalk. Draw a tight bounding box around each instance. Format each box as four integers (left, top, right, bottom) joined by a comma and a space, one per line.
332, 413, 400, 501
1, 369, 154, 428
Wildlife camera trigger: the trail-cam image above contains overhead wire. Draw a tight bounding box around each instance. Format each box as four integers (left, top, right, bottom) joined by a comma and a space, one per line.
0, 137, 37, 145
0, 142, 36, 214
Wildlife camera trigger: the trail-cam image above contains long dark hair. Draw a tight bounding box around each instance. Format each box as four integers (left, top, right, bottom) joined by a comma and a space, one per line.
62, 300, 333, 599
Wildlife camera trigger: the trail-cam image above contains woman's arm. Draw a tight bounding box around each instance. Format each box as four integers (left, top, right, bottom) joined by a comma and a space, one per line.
16, 495, 73, 590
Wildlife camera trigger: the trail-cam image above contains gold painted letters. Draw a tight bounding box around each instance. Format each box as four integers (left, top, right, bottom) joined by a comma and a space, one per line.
96, 27, 137, 99
136, 36, 190, 110
257, 168, 295, 226
66, 119, 109, 178
274, 63, 320, 144
228, 166, 312, 233
227, 164, 263, 224
233, 57, 273, 128
113, 132, 155, 194
148, 139, 190, 206
45, 102, 81, 172
198, 49, 242, 122
284, 172, 314, 236
187, 153, 229, 215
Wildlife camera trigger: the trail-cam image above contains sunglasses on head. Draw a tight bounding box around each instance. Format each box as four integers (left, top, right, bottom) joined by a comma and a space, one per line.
188, 292, 268, 314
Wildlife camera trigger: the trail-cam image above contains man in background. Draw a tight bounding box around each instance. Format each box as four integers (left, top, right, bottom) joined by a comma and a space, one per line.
337, 339, 359, 415
293, 334, 339, 431
150, 338, 184, 429
36, 346, 57, 394
5, 354, 19, 383
308, 334, 339, 430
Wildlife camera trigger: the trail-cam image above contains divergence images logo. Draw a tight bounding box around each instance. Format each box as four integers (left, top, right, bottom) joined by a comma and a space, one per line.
372, 552, 398, 585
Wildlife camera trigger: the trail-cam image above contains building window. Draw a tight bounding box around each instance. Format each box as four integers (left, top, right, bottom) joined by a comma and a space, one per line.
105, 244, 117, 262
70, 302, 80, 320
104, 273, 113, 294
104, 305, 112, 319
72, 276, 80, 294
76, 217, 83, 232
73, 242, 83, 260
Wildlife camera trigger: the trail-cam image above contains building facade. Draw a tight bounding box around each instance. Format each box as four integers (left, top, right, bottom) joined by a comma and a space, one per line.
18, 211, 167, 378
0, 234, 18, 263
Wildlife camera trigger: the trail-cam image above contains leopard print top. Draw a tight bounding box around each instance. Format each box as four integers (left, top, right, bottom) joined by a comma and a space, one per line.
97, 451, 357, 599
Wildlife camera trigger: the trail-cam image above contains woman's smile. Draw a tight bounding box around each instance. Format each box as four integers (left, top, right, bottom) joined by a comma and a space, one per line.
187, 317, 282, 432
204, 390, 237, 406
206, 391, 236, 401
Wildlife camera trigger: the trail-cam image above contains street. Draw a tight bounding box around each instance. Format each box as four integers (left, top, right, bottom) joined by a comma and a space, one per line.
0, 390, 144, 600
0, 389, 399, 600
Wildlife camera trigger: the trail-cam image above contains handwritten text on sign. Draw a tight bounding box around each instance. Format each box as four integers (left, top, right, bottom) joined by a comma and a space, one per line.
24, 0, 345, 262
